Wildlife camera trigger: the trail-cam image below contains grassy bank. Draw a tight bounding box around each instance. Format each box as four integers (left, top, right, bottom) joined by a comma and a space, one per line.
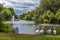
0, 33, 60, 40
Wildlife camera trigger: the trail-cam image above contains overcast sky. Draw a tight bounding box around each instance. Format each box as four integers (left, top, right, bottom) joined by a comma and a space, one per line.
0, 0, 40, 15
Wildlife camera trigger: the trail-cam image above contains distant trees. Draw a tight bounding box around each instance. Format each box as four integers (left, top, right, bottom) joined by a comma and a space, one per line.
19, 11, 36, 20
15, 15, 19, 19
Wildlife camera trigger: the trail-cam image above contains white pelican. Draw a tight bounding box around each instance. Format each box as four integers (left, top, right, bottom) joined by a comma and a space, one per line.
47, 28, 51, 35
35, 29, 40, 34
39, 26, 44, 34
53, 27, 56, 35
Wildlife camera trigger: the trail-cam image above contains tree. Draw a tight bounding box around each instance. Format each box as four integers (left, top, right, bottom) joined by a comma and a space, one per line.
39, 10, 54, 24
8, 7, 15, 15
1, 9, 12, 21
15, 15, 18, 19
33, 0, 60, 24
0, 12, 4, 32
39, 0, 60, 14
0, 4, 3, 12
0, 4, 15, 32
55, 9, 60, 24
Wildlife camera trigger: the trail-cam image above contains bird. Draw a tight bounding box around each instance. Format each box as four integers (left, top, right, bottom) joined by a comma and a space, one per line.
47, 28, 51, 35
39, 29, 44, 34
35, 29, 40, 34
39, 26, 44, 34
53, 27, 56, 35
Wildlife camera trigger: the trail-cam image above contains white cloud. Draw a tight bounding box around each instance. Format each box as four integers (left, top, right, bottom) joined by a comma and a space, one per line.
0, 0, 40, 15
14, 8, 24, 11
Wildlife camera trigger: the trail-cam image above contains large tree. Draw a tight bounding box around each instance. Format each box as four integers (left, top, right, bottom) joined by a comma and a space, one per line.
55, 9, 60, 24
0, 4, 15, 21
34, 0, 60, 24
0, 4, 15, 32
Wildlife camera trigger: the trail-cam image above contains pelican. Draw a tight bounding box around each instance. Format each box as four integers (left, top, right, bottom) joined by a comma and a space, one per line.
47, 28, 51, 35
39, 29, 44, 34
53, 27, 56, 35
35, 29, 40, 34
39, 26, 44, 34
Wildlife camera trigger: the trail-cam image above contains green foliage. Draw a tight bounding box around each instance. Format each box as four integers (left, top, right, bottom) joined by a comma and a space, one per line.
1, 9, 12, 21
2, 24, 14, 33
0, 4, 15, 21
38, 10, 54, 24
55, 9, 60, 24
8, 7, 15, 15
35, 0, 60, 24
19, 11, 35, 20
0, 14, 4, 22
56, 9, 60, 20
15, 15, 18, 19
0, 4, 15, 32
39, 0, 60, 13
0, 4, 3, 12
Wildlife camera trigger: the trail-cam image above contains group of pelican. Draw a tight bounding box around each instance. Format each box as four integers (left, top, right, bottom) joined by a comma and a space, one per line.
35, 26, 56, 35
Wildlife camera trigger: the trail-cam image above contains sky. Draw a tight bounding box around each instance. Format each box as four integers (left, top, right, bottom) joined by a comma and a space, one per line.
0, 0, 40, 15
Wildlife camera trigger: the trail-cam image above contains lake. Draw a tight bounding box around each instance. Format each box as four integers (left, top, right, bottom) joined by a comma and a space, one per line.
12, 20, 37, 34
4, 20, 60, 35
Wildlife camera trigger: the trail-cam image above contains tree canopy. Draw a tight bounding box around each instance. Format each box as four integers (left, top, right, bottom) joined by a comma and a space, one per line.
0, 4, 15, 21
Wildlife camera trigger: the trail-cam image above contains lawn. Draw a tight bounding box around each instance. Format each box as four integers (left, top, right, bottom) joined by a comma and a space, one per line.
0, 33, 60, 40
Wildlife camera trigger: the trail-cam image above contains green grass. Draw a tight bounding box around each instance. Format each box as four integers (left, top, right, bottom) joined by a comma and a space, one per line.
0, 33, 60, 40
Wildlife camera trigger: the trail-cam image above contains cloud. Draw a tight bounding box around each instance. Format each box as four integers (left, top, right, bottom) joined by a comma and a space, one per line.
0, 0, 40, 15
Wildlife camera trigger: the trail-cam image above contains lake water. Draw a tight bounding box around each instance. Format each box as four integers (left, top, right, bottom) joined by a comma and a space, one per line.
12, 20, 37, 34
5, 20, 60, 34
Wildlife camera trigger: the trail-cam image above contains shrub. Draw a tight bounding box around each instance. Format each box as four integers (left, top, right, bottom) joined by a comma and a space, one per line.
2, 23, 14, 33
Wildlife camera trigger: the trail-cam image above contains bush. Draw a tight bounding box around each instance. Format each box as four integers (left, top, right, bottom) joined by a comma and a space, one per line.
2, 23, 14, 33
